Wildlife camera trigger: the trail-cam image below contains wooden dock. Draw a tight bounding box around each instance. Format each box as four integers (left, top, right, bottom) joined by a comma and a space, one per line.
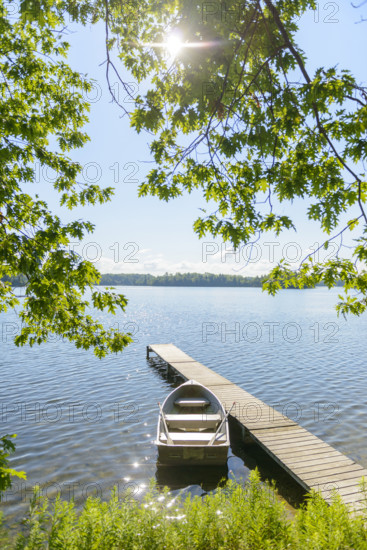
147, 343, 367, 513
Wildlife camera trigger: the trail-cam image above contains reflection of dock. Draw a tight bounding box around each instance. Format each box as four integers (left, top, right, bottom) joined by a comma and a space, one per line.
147, 344, 367, 513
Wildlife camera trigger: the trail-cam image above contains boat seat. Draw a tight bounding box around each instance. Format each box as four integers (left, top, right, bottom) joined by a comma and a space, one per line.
174, 398, 210, 408
160, 432, 226, 445
165, 414, 221, 430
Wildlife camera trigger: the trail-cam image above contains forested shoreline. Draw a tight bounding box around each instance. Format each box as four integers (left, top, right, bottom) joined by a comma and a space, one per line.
1, 272, 265, 287
99, 272, 266, 287
2, 273, 342, 288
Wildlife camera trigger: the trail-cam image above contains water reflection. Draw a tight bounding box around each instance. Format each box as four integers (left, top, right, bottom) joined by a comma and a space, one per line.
2, 287, 367, 525
156, 464, 228, 494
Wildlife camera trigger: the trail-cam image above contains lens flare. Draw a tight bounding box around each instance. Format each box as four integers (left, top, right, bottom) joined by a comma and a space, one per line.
165, 33, 183, 57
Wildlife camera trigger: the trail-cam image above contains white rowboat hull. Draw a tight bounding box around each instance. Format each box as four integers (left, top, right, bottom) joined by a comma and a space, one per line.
156, 380, 230, 466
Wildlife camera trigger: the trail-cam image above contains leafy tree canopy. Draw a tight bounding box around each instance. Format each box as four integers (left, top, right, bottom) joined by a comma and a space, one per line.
54, 0, 366, 317
108, 0, 367, 316
0, 434, 26, 499
0, 0, 366, 496
0, 0, 133, 357
2, 0, 367, 353
3, 0, 365, 364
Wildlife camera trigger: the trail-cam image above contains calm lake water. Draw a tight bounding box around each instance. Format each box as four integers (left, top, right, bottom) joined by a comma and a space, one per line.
1, 286, 367, 526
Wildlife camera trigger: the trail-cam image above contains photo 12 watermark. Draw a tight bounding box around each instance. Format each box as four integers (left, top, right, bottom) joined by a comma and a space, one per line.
202, 240, 341, 266
0, 400, 142, 424
68, 241, 140, 264
33, 160, 141, 185
226, 400, 340, 425
1, 321, 140, 343
2, 478, 146, 503
200, 2, 340, 23
202, 321, 339, 344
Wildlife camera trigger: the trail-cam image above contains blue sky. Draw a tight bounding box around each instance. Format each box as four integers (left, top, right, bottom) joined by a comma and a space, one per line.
42, 2, 367, 276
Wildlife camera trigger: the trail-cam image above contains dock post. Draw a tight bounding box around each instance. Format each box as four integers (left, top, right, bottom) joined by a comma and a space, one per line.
146, 346, 151, 359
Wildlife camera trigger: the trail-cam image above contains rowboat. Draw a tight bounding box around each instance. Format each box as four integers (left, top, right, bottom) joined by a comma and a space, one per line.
156, 379, 231, 465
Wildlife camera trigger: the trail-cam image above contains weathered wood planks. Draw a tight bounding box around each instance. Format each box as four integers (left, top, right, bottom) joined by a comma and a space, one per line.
147, 344, 367, 512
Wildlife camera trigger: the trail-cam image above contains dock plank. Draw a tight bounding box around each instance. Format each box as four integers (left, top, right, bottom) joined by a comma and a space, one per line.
169, 362, 231, 386
291, 458, 356, 475
282, 451, 348, 465
310, 474, 367, 492
255, 433, 319, 444
302, 464, 366, 484
148, 344, 367, 512
275, 443, 336, 457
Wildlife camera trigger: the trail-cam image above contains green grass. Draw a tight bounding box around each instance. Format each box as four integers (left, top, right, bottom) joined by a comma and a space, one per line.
2, 470, 367, 549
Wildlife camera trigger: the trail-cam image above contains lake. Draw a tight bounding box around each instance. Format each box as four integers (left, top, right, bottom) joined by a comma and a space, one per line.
1, 286, 366, 525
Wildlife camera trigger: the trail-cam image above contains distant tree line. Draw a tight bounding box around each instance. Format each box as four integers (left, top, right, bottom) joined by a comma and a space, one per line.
3, 272, 344, 288
99, 273, 266, 287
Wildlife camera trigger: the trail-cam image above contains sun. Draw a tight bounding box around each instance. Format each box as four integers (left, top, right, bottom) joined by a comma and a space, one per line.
140, 32, 217, 57
165, 33, 183, 57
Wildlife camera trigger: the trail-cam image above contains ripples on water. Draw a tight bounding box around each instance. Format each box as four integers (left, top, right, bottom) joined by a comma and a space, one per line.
1, 286, 366, 524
